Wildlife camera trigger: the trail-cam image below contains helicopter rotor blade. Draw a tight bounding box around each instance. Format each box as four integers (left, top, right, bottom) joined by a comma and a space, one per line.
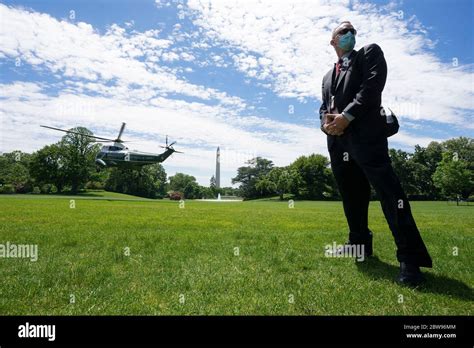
97, 140, 132, 143
168, 141, 177, 147
40, 125, 116, 142
116, 122, 126, 142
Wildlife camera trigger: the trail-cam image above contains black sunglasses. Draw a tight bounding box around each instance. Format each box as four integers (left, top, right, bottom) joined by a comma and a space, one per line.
338, 28, 357, 36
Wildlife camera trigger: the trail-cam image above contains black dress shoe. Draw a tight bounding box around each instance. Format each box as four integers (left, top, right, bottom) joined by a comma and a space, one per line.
360, 237, 373, 257
397, 262, 425, 286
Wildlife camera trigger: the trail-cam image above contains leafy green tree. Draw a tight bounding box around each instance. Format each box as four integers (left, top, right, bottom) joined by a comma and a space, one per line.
105, 163, 167, 198
183, 181, 201, 199
413, 142, 443, 173
169, 173, 198, 193
138, 164, 167, 198
29, 144, 67, 193
168, 172, 210, 199
0, 151, 33, 193
290, 154, 333, 199
433, 152, 474, 203
255, 176, 277, 196
389, 149, 420, 196
408, 138, 472, 199
257, 167, 300, 200
209, 175, 222, 197
232, 157, 274, 199
59, 127, 101, 194
221, 186, 239, 196
198, 186, 214, 199
442, 137, 474, 164
410, 142, 443, 199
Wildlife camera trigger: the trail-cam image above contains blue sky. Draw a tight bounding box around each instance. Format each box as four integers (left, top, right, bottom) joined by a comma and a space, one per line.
0, 0, 473, 186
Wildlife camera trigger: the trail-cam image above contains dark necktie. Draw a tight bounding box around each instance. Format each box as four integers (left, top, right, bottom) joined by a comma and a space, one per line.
331, 58, 344, 98
336, 58, 342, 76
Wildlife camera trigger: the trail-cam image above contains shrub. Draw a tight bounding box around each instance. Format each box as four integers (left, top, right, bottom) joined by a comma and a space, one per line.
169, 191, 183, 200
41, 184, 52, 193
86, 181, 105, 190
15, 182, 33, 193
0, 184, 15, 194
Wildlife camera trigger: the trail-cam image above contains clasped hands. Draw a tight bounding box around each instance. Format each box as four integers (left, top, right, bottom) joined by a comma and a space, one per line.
323, 113, 349, 136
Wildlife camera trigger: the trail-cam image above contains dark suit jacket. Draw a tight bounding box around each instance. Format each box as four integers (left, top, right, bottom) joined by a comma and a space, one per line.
319, 44, 387, 150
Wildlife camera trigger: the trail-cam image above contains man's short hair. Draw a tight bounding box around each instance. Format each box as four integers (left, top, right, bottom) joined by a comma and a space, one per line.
332, 21, 354, 38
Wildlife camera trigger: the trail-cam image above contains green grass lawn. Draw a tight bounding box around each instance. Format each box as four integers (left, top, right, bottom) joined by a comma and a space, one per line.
0, 194, 472, 315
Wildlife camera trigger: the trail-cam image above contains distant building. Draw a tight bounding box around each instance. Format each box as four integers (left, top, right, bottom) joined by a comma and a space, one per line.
215, 146, 220, 188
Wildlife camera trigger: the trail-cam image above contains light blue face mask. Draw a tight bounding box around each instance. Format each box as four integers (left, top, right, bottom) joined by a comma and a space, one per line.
338, 32, 356, 51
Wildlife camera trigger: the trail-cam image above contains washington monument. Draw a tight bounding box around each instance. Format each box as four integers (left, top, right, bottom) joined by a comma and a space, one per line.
215, 146, 220, 188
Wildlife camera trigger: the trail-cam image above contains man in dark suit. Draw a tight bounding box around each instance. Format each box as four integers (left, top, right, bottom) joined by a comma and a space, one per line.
320, 21, 432, 286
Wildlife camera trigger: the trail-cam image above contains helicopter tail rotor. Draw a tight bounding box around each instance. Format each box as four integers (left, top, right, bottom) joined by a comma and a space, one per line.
160, 136, 183, 154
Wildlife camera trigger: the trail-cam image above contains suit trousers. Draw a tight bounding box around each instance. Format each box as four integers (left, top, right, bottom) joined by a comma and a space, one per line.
328, 132, 432, 268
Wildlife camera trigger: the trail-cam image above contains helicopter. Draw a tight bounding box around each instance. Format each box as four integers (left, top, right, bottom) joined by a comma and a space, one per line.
40, 123, 182, 170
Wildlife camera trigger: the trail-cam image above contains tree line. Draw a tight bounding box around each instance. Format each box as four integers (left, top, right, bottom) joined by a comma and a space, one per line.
0, 128, 472, 201
231, 137, 473, 201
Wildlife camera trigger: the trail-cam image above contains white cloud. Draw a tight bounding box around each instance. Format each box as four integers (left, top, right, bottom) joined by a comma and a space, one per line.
389, 131, 445, 149
162, 51, 180, 61
0, 4, 245, 108
180, 52, 195, 61
155, 0, 172, 9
